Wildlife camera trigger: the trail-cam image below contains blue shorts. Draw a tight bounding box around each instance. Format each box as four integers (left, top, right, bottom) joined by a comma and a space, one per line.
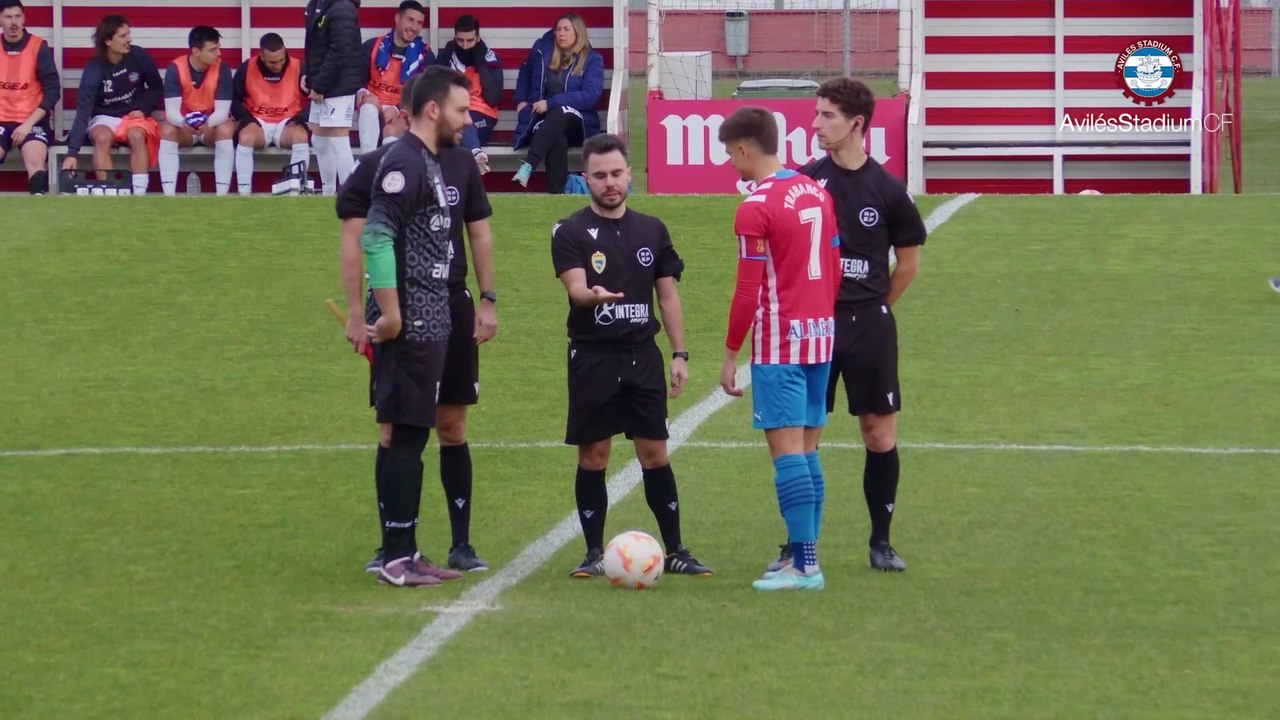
750, 363, 831, 430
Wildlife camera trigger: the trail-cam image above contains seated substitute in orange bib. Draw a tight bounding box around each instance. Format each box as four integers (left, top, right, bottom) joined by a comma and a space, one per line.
159, 25, 235, 195
356, 0, 433, 154
231, 32, 311, 195
0, 0, 62, 194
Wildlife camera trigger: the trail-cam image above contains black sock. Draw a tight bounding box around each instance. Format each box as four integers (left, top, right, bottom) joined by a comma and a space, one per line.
28, 170, 49, 195
642, 464, 682, 552
574, 466, 608, 553
864, 446, 901, 546
381, 424, 430, 561
375, 443, 389, 548
439, 443, 472, 548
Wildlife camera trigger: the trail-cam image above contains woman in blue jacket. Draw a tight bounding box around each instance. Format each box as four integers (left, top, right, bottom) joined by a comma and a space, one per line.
511, 13, 603, 193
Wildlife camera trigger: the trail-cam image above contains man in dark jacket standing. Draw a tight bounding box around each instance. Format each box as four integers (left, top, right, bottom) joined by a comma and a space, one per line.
303, 0, 363, 195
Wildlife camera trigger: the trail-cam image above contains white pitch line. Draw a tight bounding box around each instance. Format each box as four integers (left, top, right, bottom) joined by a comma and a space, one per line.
319, 365, 752, 720
925, 192, 980, 232
320, 193, 985, 719
6, 439, 1280, 459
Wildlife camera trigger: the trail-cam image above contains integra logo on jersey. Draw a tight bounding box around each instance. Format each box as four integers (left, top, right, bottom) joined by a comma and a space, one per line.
594, 302, 649, 326
841, 258, 870, 279
787, 318, 835, 340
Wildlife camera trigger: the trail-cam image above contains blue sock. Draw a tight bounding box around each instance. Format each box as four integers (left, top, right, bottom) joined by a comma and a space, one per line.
806, 451, 825, 540
791, 540, 818, 573
773, 454, 815, 571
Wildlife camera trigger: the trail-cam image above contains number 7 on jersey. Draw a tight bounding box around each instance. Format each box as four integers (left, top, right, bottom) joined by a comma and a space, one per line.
799, 206, 825, 280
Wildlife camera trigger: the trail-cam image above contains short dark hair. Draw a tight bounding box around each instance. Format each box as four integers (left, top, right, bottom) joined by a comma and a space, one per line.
188, 25, 221, 50
410, 65, 469, 117
0, 1, 25, 13
397, 1, 425, 15
717, 106, 779, 156
93, 14, 130, 61
454, 14, 480, 34
816, 76, 875, 129
258, 32, 285, 52
399, 73, 420, 110
582, 133, 628, 164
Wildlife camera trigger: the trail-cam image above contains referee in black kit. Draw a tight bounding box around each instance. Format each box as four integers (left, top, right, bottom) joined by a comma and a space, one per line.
360, 66, 475, 588
794, 77, 927, 573
337, 72, 499, 576
550, 133, 714, 579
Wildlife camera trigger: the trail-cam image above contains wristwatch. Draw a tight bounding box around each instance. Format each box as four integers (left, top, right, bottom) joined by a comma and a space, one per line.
479, 290, 497, 303
672, 351, 689, 361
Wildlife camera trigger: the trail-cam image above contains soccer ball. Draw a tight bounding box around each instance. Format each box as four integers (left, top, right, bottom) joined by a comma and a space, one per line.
602, 531, 665, 589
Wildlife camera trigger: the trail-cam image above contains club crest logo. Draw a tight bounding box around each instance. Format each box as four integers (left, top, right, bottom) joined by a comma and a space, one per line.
445, 186, 459, 206
636, 247, 654, 267
591, 251, 606, 273
859, 207, 880, 227
1116, 40, 1182, 106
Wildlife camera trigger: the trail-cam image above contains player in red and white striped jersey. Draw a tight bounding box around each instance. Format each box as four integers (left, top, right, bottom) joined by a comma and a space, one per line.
718, 106, 840, 592
731, 173, 840, 365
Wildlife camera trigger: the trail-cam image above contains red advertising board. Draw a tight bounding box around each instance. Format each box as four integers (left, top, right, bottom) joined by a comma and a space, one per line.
645, 97, 908, 194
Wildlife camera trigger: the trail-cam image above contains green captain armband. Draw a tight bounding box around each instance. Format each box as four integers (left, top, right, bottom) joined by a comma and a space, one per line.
361, 223, 397, 289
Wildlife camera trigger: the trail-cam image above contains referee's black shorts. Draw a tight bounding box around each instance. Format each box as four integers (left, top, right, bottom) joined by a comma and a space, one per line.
827, 300, 902, 416
437, 287, 480, 406
565, 340, 669, 446
369, 338, 447, 428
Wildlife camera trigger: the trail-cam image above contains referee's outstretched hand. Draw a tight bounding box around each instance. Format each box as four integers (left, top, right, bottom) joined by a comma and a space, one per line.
588, 286, 625, 305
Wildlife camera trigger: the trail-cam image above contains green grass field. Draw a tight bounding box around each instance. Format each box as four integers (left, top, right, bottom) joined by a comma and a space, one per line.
1, 190, 1278, 719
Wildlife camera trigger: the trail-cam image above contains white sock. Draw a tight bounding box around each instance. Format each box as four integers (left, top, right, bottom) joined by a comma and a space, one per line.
331, 135, 355, 186
131, 173, 149, 195
313, 135, 336, 195
289, 142, 310, 172
213, 139, 234, 196
159, 139, 179, 196
235, 144, 255, 194
357, 104, 381, 154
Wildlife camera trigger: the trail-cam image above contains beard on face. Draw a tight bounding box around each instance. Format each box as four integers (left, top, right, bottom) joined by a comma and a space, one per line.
436, 119, 462, 148
591, 187, 626, 210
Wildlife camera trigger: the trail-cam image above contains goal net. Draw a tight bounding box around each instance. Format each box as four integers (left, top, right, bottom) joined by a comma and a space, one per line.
646, 0, 910, 100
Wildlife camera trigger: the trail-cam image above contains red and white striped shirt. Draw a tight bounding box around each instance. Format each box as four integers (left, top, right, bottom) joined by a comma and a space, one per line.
730, 170, 841, 365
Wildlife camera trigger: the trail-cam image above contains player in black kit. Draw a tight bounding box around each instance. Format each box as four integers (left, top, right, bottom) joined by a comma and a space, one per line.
550, 133, 713, 579
358, 66, 475, 588
775, 77, 927, 573
338, 72, 498, 575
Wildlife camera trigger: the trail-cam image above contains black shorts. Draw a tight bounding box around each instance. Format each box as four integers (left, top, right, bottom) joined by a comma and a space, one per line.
0, 120, 52, 155
565, 341, 669, 446
827, 301, 901, 416
438, 287, 480, 406
369, 338, 448, 428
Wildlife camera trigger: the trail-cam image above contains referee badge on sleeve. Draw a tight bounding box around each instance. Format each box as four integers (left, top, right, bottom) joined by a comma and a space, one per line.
382, 171, 405, 194
591, 251, 606, 273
